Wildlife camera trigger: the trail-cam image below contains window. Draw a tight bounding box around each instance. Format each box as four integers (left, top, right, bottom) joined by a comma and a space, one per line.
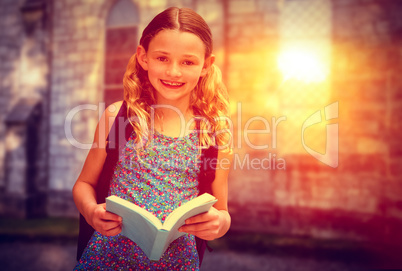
104, 0, 139, 107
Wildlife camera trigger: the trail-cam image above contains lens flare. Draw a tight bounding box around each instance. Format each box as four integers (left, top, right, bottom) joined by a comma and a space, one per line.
277, 48, 329, 83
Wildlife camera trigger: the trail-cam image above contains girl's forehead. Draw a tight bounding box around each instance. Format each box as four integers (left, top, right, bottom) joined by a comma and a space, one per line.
148, 29, 206, 56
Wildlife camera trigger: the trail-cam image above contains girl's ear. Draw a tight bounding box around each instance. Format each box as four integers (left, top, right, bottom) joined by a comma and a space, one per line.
201, 55, 215, 77
137, 45, 148, 71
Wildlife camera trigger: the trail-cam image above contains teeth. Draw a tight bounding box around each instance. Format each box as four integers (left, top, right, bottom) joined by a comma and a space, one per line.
162, 80, 183, 86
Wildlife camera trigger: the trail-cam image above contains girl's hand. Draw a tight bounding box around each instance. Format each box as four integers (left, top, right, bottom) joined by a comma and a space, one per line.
178, 207, 228, 241
88, 203, 122, 236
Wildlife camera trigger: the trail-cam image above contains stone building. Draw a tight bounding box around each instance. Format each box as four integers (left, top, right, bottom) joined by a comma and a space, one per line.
0, 0, 401, 246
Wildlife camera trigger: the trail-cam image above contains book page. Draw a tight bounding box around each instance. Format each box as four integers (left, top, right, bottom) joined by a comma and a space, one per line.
106, 195, 163, 229
163, 193, 217, 231
163, 199, 217, 248
120, 210, 160, 256
106, 194, 217, 260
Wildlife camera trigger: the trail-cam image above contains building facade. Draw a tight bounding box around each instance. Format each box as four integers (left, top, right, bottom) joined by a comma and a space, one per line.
1, 0, 402, 245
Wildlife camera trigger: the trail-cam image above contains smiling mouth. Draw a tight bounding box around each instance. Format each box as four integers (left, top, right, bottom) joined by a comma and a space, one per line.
160, 80, 185, 88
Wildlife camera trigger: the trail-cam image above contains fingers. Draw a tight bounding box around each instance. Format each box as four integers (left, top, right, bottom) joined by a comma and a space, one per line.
97, 219, 121, 233
185, 230, 218, 241
180, 222, 220, 241
180, 221, 220, 238
179, 209, 221, 240
91, 203, 122, 236
96, 203, 122, 222
184, 211, 218, 225
100, 224, 121, 236
100, 209, 122, 222
94, 217, 122, 236
179, 218, 219, 232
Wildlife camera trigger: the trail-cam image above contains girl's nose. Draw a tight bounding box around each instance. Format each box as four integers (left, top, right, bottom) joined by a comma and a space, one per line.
166, 62, 182, 77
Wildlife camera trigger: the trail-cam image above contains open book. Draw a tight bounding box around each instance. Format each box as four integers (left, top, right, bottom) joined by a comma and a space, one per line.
106, 193, 217, 261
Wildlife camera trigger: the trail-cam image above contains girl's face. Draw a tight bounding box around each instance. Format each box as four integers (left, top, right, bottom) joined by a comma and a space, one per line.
137, 29, 213, 108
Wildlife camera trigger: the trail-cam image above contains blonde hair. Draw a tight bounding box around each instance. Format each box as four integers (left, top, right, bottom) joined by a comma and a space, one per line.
123, 7, 231, 151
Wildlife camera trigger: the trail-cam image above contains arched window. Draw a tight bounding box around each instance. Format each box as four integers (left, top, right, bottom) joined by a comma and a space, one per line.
104, 0, 139, 107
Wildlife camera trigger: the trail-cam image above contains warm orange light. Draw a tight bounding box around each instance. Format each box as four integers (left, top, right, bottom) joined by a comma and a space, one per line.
277, 47, 329, 83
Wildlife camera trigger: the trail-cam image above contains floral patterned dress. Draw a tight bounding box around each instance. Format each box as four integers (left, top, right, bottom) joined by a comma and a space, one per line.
75, 130, 201, 270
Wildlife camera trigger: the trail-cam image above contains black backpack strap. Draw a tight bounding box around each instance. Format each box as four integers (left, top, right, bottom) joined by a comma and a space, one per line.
76, 101, 132, 261
198, 145, 218, 195
96, 101, 133, 203
196, 119, 219, 265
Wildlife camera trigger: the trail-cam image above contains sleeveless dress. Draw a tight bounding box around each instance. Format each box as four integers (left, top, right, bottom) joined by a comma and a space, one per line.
74, 130, 201, 270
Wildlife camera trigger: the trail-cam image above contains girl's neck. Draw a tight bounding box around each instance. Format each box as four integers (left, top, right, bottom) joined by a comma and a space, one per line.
154, 96, 193, 122
152, 105, 194, 138
155, 96, 190, 115
155, 106, 192, 119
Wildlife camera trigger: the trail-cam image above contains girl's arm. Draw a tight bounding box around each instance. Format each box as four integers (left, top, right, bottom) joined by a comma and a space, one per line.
179, 150, 233, 240
72, 101, 123, 236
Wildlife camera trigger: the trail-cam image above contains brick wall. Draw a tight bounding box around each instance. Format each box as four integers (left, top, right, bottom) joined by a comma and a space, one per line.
226, 0, 402, 245
47, 0, 108, 216
330, 0, 402, 242
0, 0, 25, 194
0, 0, 49, 217
1, 0, 401, 245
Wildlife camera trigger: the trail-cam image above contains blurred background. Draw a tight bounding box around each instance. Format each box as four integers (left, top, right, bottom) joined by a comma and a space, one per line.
0, 0, 401, 270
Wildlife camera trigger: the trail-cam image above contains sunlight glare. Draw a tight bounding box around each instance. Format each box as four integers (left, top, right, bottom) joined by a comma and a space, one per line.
277, 48, 329, 83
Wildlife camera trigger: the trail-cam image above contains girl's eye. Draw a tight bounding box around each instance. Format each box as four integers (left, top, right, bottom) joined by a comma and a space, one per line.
157, 57, 168, 62
183, 61, 194, 66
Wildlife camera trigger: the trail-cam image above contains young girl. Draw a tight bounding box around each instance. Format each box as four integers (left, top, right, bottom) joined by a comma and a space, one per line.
73, 7, 232, 270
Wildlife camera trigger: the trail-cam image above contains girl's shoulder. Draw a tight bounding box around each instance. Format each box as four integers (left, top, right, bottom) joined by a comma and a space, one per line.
105, 100, 124, 119
97, 101, 125, 139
